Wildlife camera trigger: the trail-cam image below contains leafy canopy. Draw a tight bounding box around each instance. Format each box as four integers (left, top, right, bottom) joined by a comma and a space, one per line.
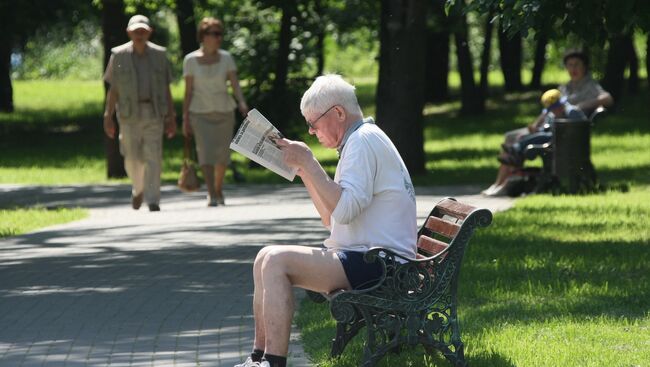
447, 0, 650, 42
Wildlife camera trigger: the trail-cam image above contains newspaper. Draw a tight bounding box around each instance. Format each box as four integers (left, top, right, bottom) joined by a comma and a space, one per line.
230, 109, 298, 181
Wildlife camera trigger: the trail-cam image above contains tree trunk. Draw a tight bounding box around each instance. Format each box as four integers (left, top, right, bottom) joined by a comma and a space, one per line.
646, 34, 650, 90
314, 0, 325, 77
530, 34, 548, 90
424, 0, 450, 102
479, 10, 494, 103
498, 22, 523, 91
175, 0, 198, 57
624, 34, 639, 94
273, 1, 294, 95
0, 40, 13, 113
102, 0, 128, 178
451, 2, 483, 115
603, 34, 628, 104
315, 32, 325, 77
376, 0, 427, 174
0, 1, 15, 113
269, 0, 295, 133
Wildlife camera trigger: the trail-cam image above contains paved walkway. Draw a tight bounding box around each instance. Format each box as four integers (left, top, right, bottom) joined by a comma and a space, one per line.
0, 184, 514, 367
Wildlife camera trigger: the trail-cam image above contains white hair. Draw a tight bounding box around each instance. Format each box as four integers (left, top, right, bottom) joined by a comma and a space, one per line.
300, 74, 363, 120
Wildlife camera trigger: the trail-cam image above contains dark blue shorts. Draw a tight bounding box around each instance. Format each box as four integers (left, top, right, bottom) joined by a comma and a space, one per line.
336, 250, 384, 290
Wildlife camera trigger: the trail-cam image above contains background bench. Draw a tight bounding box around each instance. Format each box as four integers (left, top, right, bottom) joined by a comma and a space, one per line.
511, 106, 607, 195
307, 197, 493, 367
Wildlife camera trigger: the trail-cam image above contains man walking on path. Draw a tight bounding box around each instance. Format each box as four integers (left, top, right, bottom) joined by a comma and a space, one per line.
103, 14, 176, 212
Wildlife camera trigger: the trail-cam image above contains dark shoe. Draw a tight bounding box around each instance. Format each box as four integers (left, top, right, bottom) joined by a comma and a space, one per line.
148, 204, 160, 212
232, 168, 246, 183
207, 196, 218, 207
216, 193, 225, 205
132, 193, 143, 210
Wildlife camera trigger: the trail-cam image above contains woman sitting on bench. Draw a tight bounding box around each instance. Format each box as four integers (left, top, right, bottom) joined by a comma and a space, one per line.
482, 49, 613, 197
499, 89, 586, 166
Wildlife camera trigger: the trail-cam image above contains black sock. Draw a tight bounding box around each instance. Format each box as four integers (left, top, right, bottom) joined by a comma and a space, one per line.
263, 353, 287, 367
251, 349, 264, 362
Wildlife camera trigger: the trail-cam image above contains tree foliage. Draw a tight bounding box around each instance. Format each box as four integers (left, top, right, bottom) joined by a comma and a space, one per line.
453, 0, 650, 42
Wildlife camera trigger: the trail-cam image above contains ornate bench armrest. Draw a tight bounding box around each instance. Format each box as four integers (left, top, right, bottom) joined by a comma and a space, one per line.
523, 142, 552, 160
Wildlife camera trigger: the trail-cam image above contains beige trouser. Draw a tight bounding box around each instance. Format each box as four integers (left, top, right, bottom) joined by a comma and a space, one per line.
118, 105, 164, 205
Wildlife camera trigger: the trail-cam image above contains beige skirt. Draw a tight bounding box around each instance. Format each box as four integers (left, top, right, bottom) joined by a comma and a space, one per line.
189, 111, 235, 166
504, 127, 529, 145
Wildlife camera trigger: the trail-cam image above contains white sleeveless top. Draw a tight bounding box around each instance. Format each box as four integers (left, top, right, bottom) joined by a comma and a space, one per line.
183, 49, 237, 113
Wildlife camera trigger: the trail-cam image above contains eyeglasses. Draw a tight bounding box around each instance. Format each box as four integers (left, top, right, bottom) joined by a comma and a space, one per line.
306, 105, 336, 129
205, 31, 223, 37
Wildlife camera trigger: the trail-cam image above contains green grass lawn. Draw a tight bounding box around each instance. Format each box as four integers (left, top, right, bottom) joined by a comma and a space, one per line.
0, 206, 87, 238
296, 187, 650, 367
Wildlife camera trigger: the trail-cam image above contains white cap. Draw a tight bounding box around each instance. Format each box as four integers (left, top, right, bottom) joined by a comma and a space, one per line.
127, 15, 151, 31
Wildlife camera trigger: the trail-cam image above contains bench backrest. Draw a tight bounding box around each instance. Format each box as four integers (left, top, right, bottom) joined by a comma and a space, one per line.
366, 197, 493, 311
417, 198, 492, 260
414, 198, 493, 301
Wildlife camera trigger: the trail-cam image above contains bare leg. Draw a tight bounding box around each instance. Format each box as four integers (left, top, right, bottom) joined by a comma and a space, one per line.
494, 164, 511, 186
252, 247, 274, 351
201, 164, 216, 199
257, 245, 351, 356
214, 163, 227, 201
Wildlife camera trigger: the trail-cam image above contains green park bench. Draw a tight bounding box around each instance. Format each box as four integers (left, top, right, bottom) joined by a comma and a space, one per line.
307, 197, 493, 367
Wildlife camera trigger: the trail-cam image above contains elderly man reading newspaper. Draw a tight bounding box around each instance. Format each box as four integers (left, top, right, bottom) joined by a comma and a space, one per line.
234, 74, 417, 367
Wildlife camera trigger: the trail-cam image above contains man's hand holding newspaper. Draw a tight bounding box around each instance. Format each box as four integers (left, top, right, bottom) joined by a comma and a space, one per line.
230, 109, 298, 181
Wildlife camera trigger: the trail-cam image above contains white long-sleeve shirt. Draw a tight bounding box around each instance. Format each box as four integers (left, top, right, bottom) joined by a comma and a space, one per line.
324, 119, 417, 260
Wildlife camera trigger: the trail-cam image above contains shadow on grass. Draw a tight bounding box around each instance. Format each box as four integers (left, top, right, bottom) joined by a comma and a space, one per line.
413, 167, 497, 186
0, 128, 105, 167
0, 102, 103, 131
597, 164, 650, 185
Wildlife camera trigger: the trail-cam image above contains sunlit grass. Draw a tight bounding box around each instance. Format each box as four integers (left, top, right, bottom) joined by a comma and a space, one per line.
0, 206, 87, 238
296, 187, 650, 367
0, 80, 104, 127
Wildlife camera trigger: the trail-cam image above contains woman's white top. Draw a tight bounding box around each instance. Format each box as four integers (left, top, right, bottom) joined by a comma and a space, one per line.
183, 49, 237, 113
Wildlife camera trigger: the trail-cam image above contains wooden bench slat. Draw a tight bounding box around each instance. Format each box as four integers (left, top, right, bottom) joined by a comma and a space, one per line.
417, 235, 450, 257
434, 198, 476, 220
424, 216, 461, 238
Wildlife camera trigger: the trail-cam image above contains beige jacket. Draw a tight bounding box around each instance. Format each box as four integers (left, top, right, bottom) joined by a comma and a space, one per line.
109, 41, 170, 120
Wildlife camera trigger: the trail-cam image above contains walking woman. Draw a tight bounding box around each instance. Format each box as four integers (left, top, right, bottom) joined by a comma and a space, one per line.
182, 17, 248, 206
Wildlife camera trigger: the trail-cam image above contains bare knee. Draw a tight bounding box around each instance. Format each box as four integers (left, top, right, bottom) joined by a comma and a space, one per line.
260, 248, 290, 279
254, 246, 277, 278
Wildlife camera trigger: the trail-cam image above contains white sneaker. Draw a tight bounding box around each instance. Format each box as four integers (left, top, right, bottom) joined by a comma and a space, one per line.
234, 357, 260, 367
233, 357, 272, 367
481, 184, 498, 196
485, 183, 509, 197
